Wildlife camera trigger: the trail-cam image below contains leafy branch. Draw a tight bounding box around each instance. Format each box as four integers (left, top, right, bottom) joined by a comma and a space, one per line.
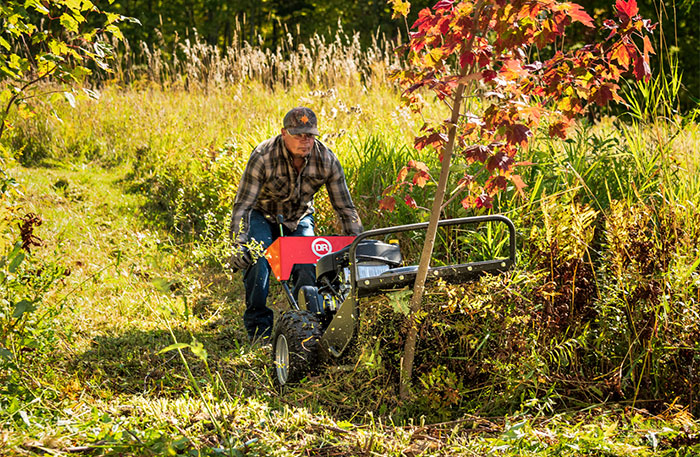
0, 0, 133, 144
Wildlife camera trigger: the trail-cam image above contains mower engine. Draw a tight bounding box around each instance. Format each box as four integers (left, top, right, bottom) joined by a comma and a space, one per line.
298, 239, 403, 324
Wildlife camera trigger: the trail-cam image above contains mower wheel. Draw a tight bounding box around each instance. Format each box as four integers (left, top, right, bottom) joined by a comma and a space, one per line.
272, 310, 323, 386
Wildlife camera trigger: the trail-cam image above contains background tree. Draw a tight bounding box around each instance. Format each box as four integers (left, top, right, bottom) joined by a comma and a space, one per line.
384, 0, 656, 400
0, 0, 129, 144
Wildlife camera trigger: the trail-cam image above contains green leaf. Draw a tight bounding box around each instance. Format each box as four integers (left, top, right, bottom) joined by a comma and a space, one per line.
48, 39, 68, 56
157, 343, 190, 355
60, 13, 79, 33
0, 346, 13, 361
189, 338, 208, 362
8, 53, 25, 71
0, 65, 21, 79
13, 299, 34, 318
388, 289, 412, 315
70, 65, 92, 79
105, 12, 120, 24
64, 0, 85, 12
8, 251, 25, 273
337, 420, 353, 430
25, 0, 50, 14
105, 24, 123, 41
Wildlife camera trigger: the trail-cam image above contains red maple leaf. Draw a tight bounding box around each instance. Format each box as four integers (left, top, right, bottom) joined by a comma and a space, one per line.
487, 151, 514, 172
482, 69, 498, 82
500, 59, 530, 80
413, 170, 431, 188
397, 166, 409, 183
457, 174, 474, 187
548, 120, 570, 139
460, 195, 474, 209
463, 144, 491, 163
643, 35, 655, 57
413, 8, 435, 33
589, 84, 613, 106
406, 159, 427, 172
510, 174, 527, 197
415, 131, 448, 150
433, 0, 454, 11
567, 3, 594, 28
459, 51, 474, 69
404, 194, 418, 209
485, 175, 508, 195
615, 0, 639, 23
379, 196, 396, 212
633, 53, 651, 82
610, 42, 631, 67
505, 123, 532, 146
475, 194, 493, 209
438, 16, 451, 35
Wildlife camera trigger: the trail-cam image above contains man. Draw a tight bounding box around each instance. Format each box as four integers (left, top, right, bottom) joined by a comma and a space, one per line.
229, 107, 363, 342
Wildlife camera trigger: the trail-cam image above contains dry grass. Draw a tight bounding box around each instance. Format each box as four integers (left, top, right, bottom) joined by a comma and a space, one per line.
106, 24, 403, 93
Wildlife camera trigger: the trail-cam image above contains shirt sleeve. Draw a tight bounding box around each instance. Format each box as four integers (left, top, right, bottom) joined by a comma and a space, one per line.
230, 150, 265, 243
326, 157, 364, 236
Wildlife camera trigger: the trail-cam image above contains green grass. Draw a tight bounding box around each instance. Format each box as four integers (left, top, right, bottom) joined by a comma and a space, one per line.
0, 71, 699, 455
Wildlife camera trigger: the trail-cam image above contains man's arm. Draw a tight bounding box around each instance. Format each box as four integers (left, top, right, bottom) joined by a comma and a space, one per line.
326, 159, 363, 236
230, 152, 265, 243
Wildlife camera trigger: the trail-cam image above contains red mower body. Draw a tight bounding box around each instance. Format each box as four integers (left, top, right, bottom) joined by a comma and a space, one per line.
264, 236, 355, 281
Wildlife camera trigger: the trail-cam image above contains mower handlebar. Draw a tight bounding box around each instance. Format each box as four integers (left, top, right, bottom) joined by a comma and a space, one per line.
347, 215, 516, 293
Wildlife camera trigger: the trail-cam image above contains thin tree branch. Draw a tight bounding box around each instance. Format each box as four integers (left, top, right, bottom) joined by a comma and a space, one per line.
0, 65, 57, 140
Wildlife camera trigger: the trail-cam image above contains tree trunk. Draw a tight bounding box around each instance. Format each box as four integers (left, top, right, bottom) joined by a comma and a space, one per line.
398, 77, 466, 401
399, 0, 487, 401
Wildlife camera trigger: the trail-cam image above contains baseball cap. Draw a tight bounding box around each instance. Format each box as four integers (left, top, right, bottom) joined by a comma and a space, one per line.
283, 107, 319, 136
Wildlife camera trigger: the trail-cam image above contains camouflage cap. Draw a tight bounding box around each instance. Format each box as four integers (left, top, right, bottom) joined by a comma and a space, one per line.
283, 107, 319, 136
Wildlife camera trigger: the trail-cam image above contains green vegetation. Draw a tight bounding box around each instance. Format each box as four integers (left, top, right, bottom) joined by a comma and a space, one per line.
1, 3, 699, 456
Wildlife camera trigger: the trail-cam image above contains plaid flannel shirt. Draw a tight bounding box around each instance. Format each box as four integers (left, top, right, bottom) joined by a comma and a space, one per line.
230, 135, 363, 243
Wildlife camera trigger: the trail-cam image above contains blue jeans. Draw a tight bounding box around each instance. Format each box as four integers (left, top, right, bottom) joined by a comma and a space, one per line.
243, 210, 316, 340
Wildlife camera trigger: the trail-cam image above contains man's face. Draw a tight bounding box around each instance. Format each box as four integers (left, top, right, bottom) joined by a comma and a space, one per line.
282, 129, 315, 159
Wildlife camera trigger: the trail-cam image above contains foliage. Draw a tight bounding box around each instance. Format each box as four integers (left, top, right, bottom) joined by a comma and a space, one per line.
382, 0, 656, 400
0, 179, 68, 410
0, 0, 130, 147
108, 0, 436, 52
383, 0, 655, 213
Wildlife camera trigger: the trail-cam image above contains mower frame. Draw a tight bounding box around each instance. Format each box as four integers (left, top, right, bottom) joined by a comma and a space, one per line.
270, 214, 516, 386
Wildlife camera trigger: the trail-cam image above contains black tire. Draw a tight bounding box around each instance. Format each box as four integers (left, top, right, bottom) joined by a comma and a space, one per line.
272, 310, 323, 386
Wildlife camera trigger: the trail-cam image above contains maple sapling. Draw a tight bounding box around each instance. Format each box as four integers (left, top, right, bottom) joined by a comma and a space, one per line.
386, 0, 656, 399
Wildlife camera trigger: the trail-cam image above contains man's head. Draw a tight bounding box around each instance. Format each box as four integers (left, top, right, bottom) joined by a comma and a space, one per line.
281, 107, 318, 160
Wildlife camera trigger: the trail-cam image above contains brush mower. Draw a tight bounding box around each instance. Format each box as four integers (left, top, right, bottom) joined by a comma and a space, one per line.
265, 215, 516, 386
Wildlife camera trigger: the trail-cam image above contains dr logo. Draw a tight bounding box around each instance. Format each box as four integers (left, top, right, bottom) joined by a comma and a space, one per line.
311, 238, 333, 257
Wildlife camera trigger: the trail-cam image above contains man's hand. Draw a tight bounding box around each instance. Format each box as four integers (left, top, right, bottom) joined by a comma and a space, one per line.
230, 245, 252, 271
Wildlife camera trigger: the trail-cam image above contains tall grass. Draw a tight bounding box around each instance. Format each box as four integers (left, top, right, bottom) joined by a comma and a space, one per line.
104, 23, 403, 91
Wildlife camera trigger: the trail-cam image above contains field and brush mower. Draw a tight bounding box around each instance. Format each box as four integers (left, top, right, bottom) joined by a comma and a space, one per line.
265, 215, 516, 386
